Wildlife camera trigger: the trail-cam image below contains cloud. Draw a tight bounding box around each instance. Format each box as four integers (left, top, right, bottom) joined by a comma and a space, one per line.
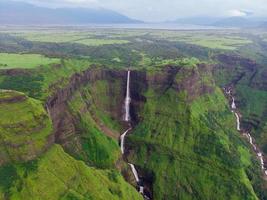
227, 9, 249, 17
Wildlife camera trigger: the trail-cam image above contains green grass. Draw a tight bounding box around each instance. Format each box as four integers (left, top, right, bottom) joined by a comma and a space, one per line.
12, 31, 129, 46
185, 37, 251, 50
150, 31, 252, 50
0, 53, 60, 69
138, 52, 201, 68
236, 85, 267, 119
0, 90, 53, 164
126, 68, 260, 199
66, 81, 123, 169
236, 85, 267, 149
0, 145, 142, 200
74, 39, 129, 46
0, 59, 94, 100
13, 31, 92, 43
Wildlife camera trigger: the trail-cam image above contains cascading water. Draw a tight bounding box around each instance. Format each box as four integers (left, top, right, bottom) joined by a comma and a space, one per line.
225, 88, 267, 176
124, 70, 131, 122
120, 70, 147, 197
231, 97, 236, 110
234, 112, 241, 131
120, 128, 131, 154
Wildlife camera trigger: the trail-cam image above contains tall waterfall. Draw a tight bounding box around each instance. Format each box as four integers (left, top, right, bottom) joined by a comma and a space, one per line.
120, 70, 147, 196
124, 70, 131, 122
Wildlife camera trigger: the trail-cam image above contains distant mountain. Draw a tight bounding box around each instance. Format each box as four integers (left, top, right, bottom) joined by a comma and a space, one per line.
212, 17, 263, 27
0, 0, 142, 25
259, 21, 267, 28
169, 16, 266, 28
169, 17, 221, 26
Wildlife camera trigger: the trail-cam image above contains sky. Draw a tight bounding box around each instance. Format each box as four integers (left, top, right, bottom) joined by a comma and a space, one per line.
12, 0, 267, 22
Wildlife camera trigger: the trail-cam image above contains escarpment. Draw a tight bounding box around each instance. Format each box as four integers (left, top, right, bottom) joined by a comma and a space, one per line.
43, 63, 222, 199
0, 60, 264, 200
46, 64, 216, 151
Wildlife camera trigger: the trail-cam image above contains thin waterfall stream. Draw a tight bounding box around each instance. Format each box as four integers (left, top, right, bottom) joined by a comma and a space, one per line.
120, 70, 148, 199
225, 87, 267, 176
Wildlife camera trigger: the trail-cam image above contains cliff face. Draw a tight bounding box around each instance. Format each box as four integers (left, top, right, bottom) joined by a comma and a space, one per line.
214, 53, 267, 156
0, 62, 264, 199
45, 65, 215, 156
0, 79, 143, 200
46, 68, 124, 140
127, 64, 261, 199
44, 64, 244, 200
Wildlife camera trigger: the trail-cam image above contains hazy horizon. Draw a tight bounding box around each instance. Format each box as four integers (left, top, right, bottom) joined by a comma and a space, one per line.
5, 0, 267, 22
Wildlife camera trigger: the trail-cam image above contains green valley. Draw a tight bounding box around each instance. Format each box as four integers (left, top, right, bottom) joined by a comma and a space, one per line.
0, 25, 267, 200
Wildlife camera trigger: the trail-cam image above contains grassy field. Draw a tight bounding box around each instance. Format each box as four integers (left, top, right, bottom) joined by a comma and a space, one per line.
9, 31, 130, 46
12, 31, 91, 43
0, 53, 60, 69
184, 37, 251, 50
74, 38, 129, 46
150, 31, 252, 50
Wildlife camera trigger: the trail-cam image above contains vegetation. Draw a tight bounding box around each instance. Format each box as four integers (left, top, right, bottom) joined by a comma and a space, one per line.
67, 84, 123, 168
150, 31, 252, 50
0, 145, 142, 200
75, 39, 129, 46
0, 53, 60, 69
0, 90, 53, 165
127, 68, 262, 199
130, 87, 257, 199
0, 27, 267, 200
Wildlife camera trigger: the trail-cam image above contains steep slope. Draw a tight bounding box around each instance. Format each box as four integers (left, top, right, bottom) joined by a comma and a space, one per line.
0, 90, 53, 165
214, 54, 267, 160
0, 90, 142, 200
46, 69, 126, 169
0, 60, 266, 199
125, 65, 263, 199
0, 144, 142, 200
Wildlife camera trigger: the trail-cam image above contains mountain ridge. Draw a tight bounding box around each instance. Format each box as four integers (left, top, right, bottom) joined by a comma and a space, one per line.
0, 0, 142, 25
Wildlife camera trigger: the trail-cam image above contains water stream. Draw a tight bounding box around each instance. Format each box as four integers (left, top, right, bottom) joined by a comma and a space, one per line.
226, 88, 267, 176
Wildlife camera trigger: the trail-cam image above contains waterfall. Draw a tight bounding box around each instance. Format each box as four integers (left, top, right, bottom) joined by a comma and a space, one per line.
129, 163, 144, 194
120, 128, 131, 154
231, 97, 236, 110
246, 133, 257, 151
124, 70, 131, 122
129, 163, 140, 182
234, 113, 241, 131
120, 70, 147, 197
225, 88, 267, 177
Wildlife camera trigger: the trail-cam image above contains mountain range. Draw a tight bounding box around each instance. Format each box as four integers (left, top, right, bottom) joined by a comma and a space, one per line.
170, 16, 267, 28
1, 0, 267, 28
0, 0, 142, 25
